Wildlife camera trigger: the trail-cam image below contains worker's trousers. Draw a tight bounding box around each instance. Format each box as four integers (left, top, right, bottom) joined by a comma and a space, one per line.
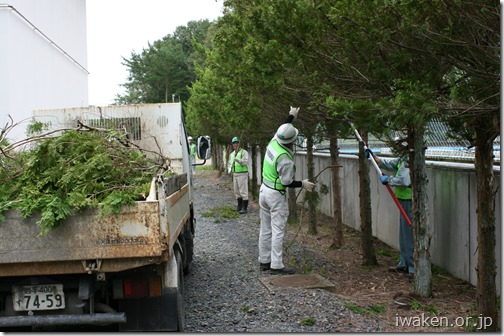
233, 172, 249, 200
258, 184, 288, 269
398, 199, 414, 273
190, 156, 196, 173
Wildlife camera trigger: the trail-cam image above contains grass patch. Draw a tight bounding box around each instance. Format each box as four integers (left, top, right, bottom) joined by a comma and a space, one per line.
369, 304, 386, 314
201, 205, 239, 222
240, 304, 256, 314
195, 165, 213, 171
408, 300, 439, 314
431, 264, 449, 276
298, 251, 314, 274
300, 260, 314, 274
287, 218, 301, 226
299, 317, 316, 326
423, 305, 438, 314
201, 209, 216, 217
344, 301, 369, 315
344, 301, 386, 317
376, 248, 392, 257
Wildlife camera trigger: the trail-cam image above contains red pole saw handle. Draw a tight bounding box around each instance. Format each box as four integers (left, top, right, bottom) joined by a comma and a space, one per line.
385, 184, 412, 226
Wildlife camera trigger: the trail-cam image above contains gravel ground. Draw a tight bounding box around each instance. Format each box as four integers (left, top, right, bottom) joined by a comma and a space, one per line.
184, 171, 383, 333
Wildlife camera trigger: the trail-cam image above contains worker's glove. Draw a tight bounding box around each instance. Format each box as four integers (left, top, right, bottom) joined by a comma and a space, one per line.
380, 175, 389, 185
302, 179, 315, 192
289, 106, 300, 121
365, 148, 376, 159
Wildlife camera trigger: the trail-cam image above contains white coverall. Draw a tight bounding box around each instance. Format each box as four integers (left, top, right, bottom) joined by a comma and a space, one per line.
258, 147, 296, 269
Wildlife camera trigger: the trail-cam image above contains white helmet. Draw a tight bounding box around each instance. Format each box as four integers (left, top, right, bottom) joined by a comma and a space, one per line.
275, 123, 298, 144
188, 136, 193, 141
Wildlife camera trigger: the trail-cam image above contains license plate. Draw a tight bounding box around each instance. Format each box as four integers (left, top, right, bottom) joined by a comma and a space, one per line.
12, 284, 65, 311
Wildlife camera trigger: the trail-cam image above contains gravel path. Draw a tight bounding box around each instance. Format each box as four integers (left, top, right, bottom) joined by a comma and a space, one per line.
183, 171, 383, 333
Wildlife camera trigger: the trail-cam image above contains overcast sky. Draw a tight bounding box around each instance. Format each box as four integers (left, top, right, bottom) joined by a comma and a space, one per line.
86, 0, 224, 106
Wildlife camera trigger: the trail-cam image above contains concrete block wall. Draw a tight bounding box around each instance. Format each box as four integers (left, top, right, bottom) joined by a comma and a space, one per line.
282, 152, 501, 292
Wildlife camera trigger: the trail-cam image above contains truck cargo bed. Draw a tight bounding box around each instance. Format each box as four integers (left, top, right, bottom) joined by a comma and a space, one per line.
0, 180, 190, 276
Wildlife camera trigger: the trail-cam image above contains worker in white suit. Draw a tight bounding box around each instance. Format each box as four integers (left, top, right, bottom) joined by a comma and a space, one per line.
258, 107, 315, 274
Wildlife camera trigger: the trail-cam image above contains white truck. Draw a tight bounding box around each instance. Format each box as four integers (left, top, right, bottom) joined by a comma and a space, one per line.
0, 103, 209, 331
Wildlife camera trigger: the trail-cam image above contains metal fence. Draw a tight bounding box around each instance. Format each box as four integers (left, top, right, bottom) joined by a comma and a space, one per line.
297, 118, 501, 164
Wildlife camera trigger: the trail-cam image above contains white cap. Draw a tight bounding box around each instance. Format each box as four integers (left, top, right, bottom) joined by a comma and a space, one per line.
275, 123, 298, 144
188, 136, 193, 141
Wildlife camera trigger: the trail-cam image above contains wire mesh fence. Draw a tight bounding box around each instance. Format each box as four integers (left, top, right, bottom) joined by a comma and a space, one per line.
297, 118, 501, 164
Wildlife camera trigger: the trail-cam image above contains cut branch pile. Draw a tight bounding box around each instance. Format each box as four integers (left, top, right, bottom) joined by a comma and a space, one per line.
0, 123, 166, 235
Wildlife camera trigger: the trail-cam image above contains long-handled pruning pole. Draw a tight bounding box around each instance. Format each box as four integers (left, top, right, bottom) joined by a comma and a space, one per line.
350, 123, 412, 226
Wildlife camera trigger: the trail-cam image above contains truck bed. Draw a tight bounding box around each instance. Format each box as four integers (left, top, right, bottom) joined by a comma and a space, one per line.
0, 177, 190, 276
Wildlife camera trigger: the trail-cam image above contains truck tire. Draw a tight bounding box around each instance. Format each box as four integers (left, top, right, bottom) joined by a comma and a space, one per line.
175, 249, 185, 332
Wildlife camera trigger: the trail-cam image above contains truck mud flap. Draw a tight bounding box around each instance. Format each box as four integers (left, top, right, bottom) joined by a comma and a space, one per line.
0, 313, 126, 328
183, 229, 194, 270
118, 288, 180, 331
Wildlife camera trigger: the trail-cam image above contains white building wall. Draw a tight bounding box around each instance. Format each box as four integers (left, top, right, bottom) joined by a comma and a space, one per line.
0, 0, 88, 143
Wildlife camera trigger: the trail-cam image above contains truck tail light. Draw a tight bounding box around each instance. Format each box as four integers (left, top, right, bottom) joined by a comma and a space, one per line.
122, 277, 161, 298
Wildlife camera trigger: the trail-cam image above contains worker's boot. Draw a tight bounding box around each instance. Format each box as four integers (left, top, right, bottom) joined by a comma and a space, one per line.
236, 198, 243, 212
240, 200, 248, 214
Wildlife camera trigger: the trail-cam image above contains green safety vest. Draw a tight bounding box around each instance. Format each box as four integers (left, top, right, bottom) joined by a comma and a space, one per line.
230, 149, 248, 173
262, 139, 294, 191
190, 143, 196, 157
394, 160, 412, 200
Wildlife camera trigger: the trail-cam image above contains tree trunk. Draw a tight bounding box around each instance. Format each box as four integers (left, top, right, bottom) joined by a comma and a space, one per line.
358, 131, 377, 265
329, 129, 344, 248
224, 144, 232, 174
306, 135, 317, 235
475, 123, 498, 331
410, 125, 432, 298
250, 144, 258, 200
165, 77, 168, 103
212, 143, 220, 171
288, 188, 298, 223
285, 139, 298, 223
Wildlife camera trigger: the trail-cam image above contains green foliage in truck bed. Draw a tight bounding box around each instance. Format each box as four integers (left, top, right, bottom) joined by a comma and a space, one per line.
0, 129, 159, 235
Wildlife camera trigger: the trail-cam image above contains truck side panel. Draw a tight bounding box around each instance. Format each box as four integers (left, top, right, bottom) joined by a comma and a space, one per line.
0, 202, 162, 264
163, 183, 191, 250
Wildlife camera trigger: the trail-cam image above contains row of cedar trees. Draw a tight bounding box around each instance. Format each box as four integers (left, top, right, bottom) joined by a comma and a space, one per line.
118, 0, 499, 331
